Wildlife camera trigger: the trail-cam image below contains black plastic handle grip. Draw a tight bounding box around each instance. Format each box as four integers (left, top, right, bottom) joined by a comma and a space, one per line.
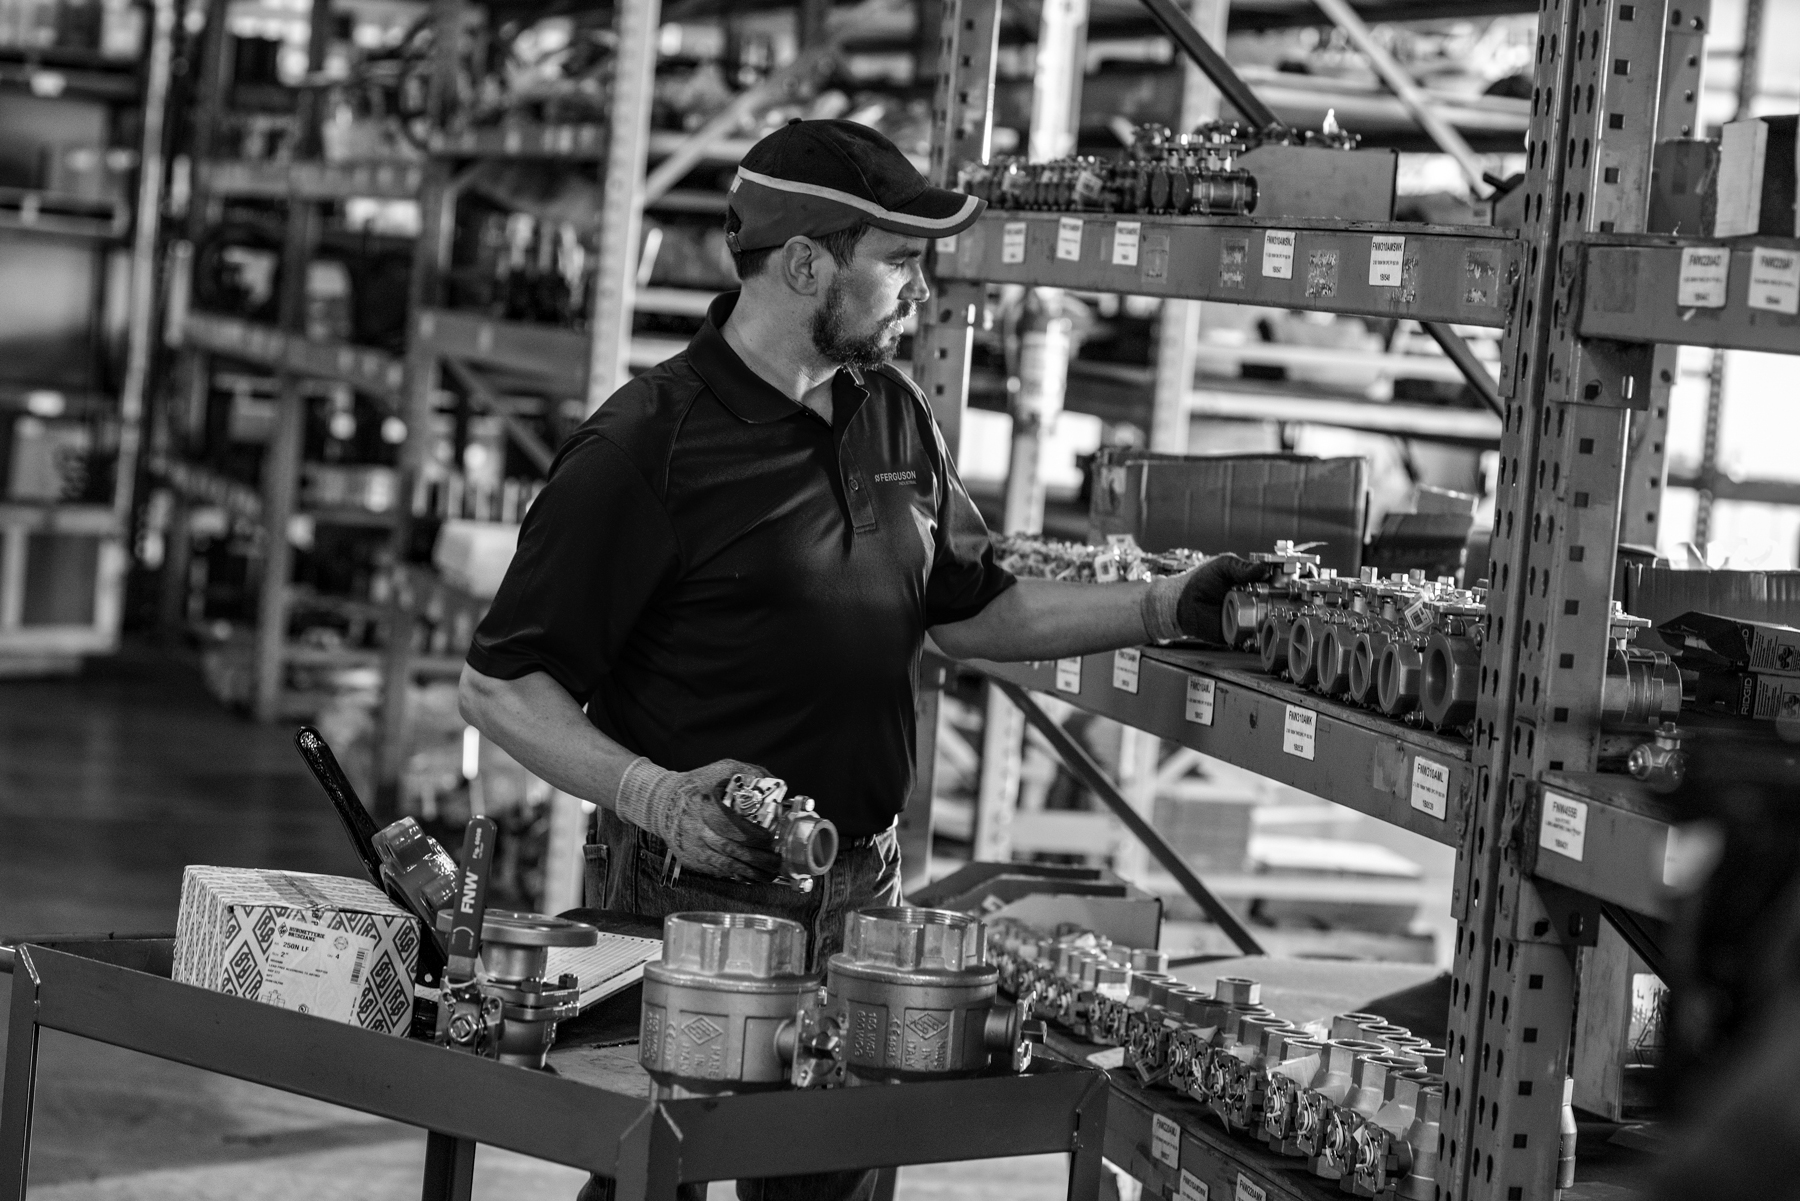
293, 725, 385, 887
446, 816, 497, 984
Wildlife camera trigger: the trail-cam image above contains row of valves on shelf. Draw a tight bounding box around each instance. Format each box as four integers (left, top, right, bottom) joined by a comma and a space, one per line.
987, 922, 1547, 1199
1219, 543, 1687, 786
639, 907, 1037, 1097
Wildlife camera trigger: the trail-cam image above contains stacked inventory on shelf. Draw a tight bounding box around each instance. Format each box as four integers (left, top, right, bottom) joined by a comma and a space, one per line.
911, 1, 1796, 1200
0, 0, 169, 673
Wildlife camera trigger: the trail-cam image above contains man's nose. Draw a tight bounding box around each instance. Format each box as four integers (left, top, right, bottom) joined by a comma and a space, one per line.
901, 260, 930, 302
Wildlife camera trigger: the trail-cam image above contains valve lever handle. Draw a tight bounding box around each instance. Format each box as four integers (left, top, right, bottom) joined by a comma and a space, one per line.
446, 817, 497, 985
293, 726, 386, 888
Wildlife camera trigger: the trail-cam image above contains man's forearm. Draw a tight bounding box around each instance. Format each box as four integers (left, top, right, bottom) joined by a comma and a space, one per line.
457, 665, 638, 807
928, 578, 1151, 662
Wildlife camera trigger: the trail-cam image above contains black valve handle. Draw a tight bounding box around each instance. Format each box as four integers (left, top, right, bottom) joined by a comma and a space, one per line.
445, 816, 497, 985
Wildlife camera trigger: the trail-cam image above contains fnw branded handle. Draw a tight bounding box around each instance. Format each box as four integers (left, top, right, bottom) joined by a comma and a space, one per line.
446, 816, 497, 984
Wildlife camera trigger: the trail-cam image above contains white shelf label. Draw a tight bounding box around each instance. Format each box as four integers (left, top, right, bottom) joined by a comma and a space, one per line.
1283, 705, 1317, 760
1113, 648, 1141, 693
1235, 1174, 1266, 1201
1748, 246, 1800, 314
1185, 677, 1216, 725
1002, 222, 1027, 264
1055, 657, 1083, 693
1113, 221, 1141, 266
1369, 235, 1406, 287
1056, 217, 1084, 261
1151, 1114, 1181, 1167
1677, 246, 1729, 307
1177, 1169, 1209, 1201
1539, 791, 1588, 861
1262, 229, 1295, 279
935, 234, 958, 255
1410, 757, 1450, 820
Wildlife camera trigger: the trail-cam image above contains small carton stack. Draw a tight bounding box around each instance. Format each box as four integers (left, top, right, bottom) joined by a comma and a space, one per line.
1658, 612, 1800, 722
173, 866, 419, 1034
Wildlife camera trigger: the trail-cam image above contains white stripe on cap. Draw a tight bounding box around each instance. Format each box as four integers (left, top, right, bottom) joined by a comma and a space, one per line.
734, 167, 981, 231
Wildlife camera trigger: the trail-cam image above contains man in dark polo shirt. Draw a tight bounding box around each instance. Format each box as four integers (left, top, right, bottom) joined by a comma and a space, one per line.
460, 120, 1266, 969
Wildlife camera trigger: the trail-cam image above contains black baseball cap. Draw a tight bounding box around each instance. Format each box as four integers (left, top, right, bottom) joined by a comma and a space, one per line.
727, 119, 985, 253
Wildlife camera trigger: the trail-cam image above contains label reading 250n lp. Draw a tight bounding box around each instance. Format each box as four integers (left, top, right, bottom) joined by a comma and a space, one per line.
1410, 756, 1450, 820
1056, 216, 1084, 261
1283, 704, 1317, 760
1369, 235, 1406, 287
1113, 221, 1142, 266
1055, 657, 1083, 693
1177, 1169, 1209, 1201
1152, 1114, 1182, 1167
1539, 791, 1588, 861
1748, 247, 1800, 315
1235, 1174, 1266, 1201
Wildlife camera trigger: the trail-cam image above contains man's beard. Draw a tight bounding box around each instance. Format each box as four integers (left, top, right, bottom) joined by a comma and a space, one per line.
811, 278, 914, 370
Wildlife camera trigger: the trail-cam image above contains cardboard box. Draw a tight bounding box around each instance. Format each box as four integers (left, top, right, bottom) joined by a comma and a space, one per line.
173, 866, 419, 1034
1237, 144, 1396, 223
1715, 115, 1798, 237
1659, 611, 1800, 676
1690, 669, 1800, 721
1089, 450, 1368, 576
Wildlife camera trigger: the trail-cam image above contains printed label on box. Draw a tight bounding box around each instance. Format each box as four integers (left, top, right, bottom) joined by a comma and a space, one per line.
1262, 230, 1295, 279
1177, 1170, 1209, 1201
1235, 1174, 1266, 1201
1113, 648, 1141, 693
1411, 757, 1450, 820
1056, 216, 1084, 261
256, 917, 375, 1023
1185, 677, 1215, 725
1113, 221, 1141, 266
1369, 235, 1406, 287
1002, 222, 1027, 264
1748, 247, 1800, 314
1152, 1114, 1181, 1167
1539, 791, 1588, 861
1055, 657, 1083, 693
1677, 246, 1729, 307
1283, 705, 1317, 760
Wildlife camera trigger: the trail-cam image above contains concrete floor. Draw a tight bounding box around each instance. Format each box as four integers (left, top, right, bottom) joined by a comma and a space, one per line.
0, 649, 1071, 1201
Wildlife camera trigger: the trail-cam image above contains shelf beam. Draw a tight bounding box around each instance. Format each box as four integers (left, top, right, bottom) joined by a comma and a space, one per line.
1578, 237, 1800, 356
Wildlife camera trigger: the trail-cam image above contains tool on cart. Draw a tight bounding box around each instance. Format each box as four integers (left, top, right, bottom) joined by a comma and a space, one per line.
431, 816, 600, 1068
721, 774, 838, 890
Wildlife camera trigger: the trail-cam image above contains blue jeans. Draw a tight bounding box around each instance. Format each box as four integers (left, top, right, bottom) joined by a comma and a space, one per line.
578, 810, 903, 1201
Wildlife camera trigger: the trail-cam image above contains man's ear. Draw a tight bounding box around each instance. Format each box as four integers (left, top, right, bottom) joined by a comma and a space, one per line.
779, 236, 826, 296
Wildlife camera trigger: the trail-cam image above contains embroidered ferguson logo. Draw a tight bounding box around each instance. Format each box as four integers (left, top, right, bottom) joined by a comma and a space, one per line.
874, 470, 918, 484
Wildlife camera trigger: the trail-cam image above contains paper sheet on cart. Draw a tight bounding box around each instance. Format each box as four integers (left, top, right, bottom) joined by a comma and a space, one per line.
256, 917, 376, 1023
547, 934, 663, 1011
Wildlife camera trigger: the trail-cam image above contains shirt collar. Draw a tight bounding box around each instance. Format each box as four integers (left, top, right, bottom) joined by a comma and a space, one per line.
688, 290, 868, 426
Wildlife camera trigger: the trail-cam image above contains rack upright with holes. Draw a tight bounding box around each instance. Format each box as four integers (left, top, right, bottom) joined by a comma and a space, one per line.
910, 0, 1789, 1197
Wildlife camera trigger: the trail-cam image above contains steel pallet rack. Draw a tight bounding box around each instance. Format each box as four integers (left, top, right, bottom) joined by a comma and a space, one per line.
910, 0, 1777, 1196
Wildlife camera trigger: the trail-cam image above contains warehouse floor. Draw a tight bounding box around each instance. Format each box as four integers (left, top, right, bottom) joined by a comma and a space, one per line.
0, 650, 1069, 1200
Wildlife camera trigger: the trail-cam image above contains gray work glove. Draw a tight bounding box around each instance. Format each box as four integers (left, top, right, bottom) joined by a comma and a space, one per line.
614, 757, 783, 883
1141, 554, 1278, 645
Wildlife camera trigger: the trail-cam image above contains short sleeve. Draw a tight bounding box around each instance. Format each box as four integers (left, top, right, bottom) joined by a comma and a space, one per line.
466, 435, 681, 703
922, 418, 1016, 627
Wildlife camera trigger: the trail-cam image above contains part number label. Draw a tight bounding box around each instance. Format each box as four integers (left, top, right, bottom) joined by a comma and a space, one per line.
1056, 216, 1084, 261
1113, 221, 1141, 266
1177, 1169, 1209, 1201
1748, 246, 1800, 314
1539, 791, 1588, 861
1369, 235, 1406, 287
1113, 648, 1141, 693
1677, 246, 1729, 307
1185, 677, 1216, 725
1283, 704, 1317, 760
1002, 221, 1027, 264
1235, 1174, 1266, 1201
1262, 229, 1295, 279
1152, 1114, 1181, 1167
1055, 657, 1083, 694
1410, 757, 1450, 820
